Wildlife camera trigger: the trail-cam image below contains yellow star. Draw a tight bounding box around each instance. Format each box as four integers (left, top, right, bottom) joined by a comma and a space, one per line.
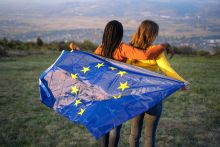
109, 66, 116, 70
74, 99, 82, 107
113, 94, 122, 99
78, 108, 85, 115
117, 71, 127, 77
71, 86, 79, 94
118, 81, 129, 91
71, 73, 78, 79
81, 67, 90, 74
95, 63, 104, 68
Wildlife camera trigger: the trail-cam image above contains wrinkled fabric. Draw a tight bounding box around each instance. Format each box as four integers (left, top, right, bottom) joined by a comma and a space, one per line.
39, 50, 185, 139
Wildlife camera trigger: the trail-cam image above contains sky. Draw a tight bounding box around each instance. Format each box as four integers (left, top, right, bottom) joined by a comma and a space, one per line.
0, 0, 219, 6
0, 0, 203, 4
0, 0, 89, 4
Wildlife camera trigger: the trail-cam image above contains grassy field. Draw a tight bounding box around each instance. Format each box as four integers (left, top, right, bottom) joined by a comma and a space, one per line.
0, 51, 220, 147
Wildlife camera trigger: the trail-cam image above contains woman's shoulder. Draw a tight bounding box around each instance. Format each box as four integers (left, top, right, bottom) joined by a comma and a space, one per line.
120, 42, 146, 52
120, 42, 133, 49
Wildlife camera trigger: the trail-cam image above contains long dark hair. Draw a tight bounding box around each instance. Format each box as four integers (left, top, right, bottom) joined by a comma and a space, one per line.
130, 20, 159, 50
101, 20, 123, 59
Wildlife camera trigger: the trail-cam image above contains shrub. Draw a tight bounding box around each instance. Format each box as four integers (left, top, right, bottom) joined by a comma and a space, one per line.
8, 40, 22, 49
36, 37, 44, 46
173, 46, 197, 55
0, 45, 8, 57
197, 50, 210, 56
0, 37, 8, 46
213, 47, 220, 56
58, 41, 68, 51
80, 40, 98, 52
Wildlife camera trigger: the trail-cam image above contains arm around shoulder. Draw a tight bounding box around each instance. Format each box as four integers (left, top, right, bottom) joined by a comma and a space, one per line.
120, 43, 164, 60
145, 44, 166, 59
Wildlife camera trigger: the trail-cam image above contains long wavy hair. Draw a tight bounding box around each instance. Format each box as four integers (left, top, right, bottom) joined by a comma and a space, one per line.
130, 20, 159, 50
101, 20, 123, 59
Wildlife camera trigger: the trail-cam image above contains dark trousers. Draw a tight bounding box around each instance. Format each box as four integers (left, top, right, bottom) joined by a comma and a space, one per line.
100, 124, 122, 147
129, 102, 162, 147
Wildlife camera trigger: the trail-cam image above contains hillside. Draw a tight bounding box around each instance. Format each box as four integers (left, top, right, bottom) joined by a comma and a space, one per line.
0, 51, 219, 146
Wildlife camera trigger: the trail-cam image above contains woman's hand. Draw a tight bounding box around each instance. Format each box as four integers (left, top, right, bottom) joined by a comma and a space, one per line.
69, 42, 80, 50
161, 43, 175, 59
182, 81, 191, 91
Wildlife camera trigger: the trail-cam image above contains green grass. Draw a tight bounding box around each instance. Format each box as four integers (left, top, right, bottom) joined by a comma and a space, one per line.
0, 52, 220, 147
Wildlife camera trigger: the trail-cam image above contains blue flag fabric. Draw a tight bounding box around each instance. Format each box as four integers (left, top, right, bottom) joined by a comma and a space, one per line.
39, 50, 185, 139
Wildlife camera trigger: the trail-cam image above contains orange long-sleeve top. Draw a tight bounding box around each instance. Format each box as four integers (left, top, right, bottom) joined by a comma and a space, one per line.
94, 42, 164, 62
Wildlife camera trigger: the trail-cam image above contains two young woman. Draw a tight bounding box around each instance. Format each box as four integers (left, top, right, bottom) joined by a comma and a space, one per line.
70, 20, 186, 147
94, 20, 167, 147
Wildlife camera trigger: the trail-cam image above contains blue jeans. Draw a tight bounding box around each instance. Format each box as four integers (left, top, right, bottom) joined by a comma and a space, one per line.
129, 102, 162, 147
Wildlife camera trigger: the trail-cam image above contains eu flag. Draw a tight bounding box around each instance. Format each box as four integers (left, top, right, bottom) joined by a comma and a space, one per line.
39, 50, 185, 139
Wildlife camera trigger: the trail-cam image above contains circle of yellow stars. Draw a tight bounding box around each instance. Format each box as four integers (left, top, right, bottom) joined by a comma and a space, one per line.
70, 62, 130, 116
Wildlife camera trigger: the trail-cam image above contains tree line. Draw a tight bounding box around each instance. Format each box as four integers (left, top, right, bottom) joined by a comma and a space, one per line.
0, 37, 219, 57
0, 37, 98, 57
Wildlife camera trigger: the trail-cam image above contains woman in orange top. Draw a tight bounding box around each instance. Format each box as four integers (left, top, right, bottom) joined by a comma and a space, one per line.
128, 20, 187, 147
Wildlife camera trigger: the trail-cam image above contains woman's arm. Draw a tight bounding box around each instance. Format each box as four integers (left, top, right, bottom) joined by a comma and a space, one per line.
120, 43, 165, 60
156, 52, 186, 82
160, 43, 175, 59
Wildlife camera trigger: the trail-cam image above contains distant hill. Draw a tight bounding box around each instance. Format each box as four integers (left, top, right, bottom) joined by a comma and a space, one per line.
0, 0, 220, 45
